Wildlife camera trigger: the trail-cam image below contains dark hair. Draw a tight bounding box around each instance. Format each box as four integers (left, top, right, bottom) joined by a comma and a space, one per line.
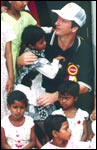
72, 21, 80, 28
58, 80, 80, 98
3, 1, 11, 9
44, 114, 67, 140
21, 25, 45, 47
7, 90, 28, 108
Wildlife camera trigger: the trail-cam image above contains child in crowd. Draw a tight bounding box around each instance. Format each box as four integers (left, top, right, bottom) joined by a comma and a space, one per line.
89, 120, 96, 149
89, 94, 96, 149
41, 114, 90, 149
52, 80, 89, 141
1, 90, 42, 149
90, 94, 96, 121
1, 1, 37, 81
1, 21, 16, 119
1, 1, 53, 34
15, 25, 65, 121
15, 25, 65, 144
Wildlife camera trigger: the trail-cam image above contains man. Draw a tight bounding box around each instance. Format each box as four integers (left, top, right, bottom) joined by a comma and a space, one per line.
38, 2, 94, 114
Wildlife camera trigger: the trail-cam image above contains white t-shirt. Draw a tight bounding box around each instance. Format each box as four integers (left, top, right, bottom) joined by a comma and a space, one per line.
41, 139, 90, 149
52, 108, 89, 141
1, 115, 35, 149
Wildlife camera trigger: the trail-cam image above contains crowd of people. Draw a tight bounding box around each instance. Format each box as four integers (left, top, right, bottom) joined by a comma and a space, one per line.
1, 1, 96, 149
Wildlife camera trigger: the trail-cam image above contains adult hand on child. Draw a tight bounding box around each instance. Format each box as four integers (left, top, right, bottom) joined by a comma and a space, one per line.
37, 92, 59, 107
17, 51, 37, 68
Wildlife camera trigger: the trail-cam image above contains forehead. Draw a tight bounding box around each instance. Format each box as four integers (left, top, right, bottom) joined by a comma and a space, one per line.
36, 37, 45, 43
57, 16, 72, 23
10, 1, 28, 5
11, 100, 25, 106
61, 121, 69, 128
59, 93, 73, 97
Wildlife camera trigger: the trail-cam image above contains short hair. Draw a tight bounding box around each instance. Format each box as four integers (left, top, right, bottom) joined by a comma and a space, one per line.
58, 80, 80, 98
7, 90, 28, 108
3, 1, 11, 9
22, 25, 45, 47
44, 114, 67, 140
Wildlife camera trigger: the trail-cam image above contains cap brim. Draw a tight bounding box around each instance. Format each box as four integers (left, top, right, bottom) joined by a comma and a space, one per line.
52, 9, 61, 16
51, 9, 73, 21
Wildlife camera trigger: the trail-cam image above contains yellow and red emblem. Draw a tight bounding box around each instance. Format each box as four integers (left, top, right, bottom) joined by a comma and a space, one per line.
67, 63, 79, 82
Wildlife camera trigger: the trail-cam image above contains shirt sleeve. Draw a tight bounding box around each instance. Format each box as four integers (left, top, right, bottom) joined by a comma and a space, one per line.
24, 115, 35, 129
36, 58, 61, 79
75, 40, 94, 90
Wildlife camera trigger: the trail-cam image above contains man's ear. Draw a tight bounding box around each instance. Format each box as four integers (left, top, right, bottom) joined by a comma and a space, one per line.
72, 26, 78, 33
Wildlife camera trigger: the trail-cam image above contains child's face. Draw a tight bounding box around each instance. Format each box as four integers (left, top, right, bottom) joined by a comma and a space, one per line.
8, 100, 26, 120
34, 37, 46, 50
59, 94, 76, 109
56, 121, 71, 141
9, 1, 28, 11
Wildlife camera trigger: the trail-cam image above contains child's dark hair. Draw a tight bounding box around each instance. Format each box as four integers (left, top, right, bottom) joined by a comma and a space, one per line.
44, 114, 67, 140
7, 90, 28, 108
3, 1, 11, 9
58, 80, 80, 98
21, 25, 45, 47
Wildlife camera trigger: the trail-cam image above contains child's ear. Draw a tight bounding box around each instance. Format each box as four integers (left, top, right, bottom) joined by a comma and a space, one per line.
52, 130, 59, 138
75, 97, 78, 102
7, 105, 10, 110
29, 44, 34, 49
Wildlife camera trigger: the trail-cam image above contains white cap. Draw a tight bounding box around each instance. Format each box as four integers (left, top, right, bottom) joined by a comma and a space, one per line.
52, 2, 86, 27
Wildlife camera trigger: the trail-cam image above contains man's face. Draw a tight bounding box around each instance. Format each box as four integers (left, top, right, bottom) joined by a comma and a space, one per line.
55, 16, 73, 36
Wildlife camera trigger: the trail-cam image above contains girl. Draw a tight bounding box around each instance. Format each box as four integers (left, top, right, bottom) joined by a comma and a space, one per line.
1, 1, 37, 81
15, 25, 65, 145
52, 80, 89, 141
1, 90, 37, 149
1, 21, 16, 119
41, 114, 90, 149
15, 25, 65, 120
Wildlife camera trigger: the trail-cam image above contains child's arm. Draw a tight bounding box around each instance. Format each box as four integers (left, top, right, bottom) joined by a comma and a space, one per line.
36, 56, 66, 79
5, 41, 14, 93
81, 120, 88, 141
1, 127, 11, 149
22, 126, 36, 149
36, 136, 43, 148
90, 95, 96, 121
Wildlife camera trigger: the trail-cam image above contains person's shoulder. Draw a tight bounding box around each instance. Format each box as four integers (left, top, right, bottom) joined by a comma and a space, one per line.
41, 141, 54, 149
20, 11, 30, 15
1, 12, 9, 19
52, 108, 64, 116
20, 11, 36, 19
1, 115, 9, 126
24, 115, 35, 126
45, 32, 55, 44
77, 108, 89, 118
24, 115, 34, 121
78, 35, 92, 48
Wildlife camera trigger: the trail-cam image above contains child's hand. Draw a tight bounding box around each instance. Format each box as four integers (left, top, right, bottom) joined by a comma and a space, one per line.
55, 55, 66, 62
6, 79, 14, 94
1, 6, 8, 13
90, 110, 96, 121
88, 131, 95, 141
